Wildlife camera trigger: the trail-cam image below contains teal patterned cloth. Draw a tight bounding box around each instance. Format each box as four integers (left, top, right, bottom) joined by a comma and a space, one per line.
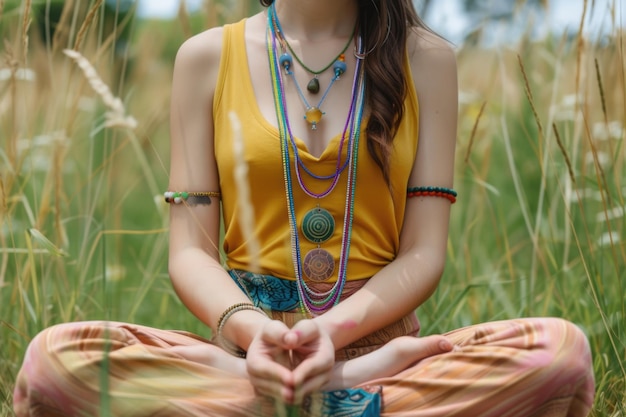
229, 269, 382, 417
229, 269, 301, 311
312, 387, 382, 417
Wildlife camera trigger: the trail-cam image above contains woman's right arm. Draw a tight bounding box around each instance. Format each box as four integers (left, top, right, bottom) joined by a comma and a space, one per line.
167, 28, 270, 351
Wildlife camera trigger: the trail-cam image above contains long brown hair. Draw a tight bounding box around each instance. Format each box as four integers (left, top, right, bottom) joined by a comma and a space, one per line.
260, 0, 430, 183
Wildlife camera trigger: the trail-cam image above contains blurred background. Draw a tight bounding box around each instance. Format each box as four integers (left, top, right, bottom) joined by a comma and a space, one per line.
0, 0, 624, 416
136, 0, 623, 44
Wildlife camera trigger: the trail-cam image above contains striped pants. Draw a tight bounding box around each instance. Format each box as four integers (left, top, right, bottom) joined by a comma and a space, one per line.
13, 315, 594, 416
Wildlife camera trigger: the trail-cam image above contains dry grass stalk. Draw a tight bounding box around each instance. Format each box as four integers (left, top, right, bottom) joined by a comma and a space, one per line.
52, 0, 76, 53
20, 0, 32, 62
204, 0, 226, 29
593, 58, 609, 125
74, 0, 104, 51
574, 0, 588, 98
0, 0, 5, 21
63, 49, 137, 130
0, 175, 5, 212
464, 100, 486, 163
230, 111, 261, 273
552, 123, 576, 185
178, 0, 193, 40
517, 54, 544, 139
2, 39, 19, 166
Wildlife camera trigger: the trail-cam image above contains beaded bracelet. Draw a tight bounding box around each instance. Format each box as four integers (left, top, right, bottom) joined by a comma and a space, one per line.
216, 302, 268, 358
164, 191, 220, 206
407, 186, 458, 204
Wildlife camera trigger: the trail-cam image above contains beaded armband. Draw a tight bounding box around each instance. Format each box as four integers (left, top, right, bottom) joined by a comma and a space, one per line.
163, 191, 220, 206
407, 186, 457, 204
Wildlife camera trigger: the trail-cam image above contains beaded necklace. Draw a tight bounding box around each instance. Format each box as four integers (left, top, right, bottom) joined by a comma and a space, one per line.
270, 5, 354, 198
267, 11, 366, 315
280, 22, 354, 95
280, 24, 355, 95
270, 4, 348, 130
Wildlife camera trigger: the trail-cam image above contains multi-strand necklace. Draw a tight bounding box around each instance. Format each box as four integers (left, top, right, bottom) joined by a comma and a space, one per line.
269, 4, 353, 130
267, 7, 366, 315
278, 19, 354, 96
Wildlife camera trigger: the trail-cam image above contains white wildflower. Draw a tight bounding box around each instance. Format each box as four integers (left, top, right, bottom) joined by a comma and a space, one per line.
568, 188, 604, 203
585, 151, 610, 168
561, 94, 583, 108
458, 90, 481, 105
593, 121, 623, 141
0, 68, 36, 81
596, 206, 625, 222
105, 264, 126, 282
552, 93, 583, 122
17, 131, 74, 173
597, 231, 621, 247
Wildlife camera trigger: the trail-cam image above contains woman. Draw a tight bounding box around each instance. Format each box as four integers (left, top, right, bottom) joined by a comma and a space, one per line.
14, 0, 595, 416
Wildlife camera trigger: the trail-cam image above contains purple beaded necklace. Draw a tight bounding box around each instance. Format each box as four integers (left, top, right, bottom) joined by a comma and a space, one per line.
269, 5, 354, 198
267, 6, 367, 315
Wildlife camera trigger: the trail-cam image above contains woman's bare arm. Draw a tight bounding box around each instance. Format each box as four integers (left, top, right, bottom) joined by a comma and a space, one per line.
314, 29, 459, 350
167, 28, 270, 351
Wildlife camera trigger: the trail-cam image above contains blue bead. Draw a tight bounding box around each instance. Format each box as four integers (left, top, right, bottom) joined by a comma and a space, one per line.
333, 60, 347, 76
279, 53, 292, 70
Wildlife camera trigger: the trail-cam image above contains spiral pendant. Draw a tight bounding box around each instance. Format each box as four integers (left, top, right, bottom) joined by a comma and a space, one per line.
301, 207, 335, 243
303, 248, 335, 282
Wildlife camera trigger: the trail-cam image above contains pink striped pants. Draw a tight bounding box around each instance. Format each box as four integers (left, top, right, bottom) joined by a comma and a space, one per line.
13, 316, 594, 416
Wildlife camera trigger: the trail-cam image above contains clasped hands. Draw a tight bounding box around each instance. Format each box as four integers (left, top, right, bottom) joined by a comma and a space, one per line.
245, 319, 454, 406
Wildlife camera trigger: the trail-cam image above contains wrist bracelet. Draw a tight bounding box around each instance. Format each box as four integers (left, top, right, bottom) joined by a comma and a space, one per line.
216, 303, 268, 358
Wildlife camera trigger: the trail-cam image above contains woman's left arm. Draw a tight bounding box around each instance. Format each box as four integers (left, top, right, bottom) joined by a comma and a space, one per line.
315, 30, 459, 350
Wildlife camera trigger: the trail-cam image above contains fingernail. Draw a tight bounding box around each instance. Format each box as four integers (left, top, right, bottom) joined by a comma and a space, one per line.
439, 340, 453, 351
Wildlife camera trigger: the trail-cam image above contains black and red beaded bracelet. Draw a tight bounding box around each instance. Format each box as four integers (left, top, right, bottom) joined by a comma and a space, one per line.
407, 186, 457, 204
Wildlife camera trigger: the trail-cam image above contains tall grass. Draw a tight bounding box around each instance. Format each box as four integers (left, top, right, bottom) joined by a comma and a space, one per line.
0, 0, 624, 416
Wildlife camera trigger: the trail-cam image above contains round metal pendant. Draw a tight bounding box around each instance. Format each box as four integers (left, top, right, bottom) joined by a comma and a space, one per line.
303, 248, 335, 282
301, 207, 335, 244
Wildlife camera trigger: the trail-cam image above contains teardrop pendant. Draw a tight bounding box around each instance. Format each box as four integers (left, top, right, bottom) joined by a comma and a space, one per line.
307, 77, 320, 94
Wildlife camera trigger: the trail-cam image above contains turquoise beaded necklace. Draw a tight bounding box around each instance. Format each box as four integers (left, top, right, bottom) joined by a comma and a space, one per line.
269, 4, 348, 130
267, 10, 367, 315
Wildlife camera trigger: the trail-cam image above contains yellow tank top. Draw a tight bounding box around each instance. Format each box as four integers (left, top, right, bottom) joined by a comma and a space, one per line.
214, 19, 419, 281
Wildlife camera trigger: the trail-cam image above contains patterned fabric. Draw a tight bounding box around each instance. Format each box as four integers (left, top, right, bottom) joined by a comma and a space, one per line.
230, 269, 375, 313
230, 269, 300, 311
13, 280, 595, 416
309, 387, 382, 417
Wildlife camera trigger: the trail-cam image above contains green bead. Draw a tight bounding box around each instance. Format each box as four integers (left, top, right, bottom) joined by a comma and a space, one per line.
181, 192, 189, 199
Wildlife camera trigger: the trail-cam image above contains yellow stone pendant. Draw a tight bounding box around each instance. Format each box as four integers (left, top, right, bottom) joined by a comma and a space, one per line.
305, 107, 323, 130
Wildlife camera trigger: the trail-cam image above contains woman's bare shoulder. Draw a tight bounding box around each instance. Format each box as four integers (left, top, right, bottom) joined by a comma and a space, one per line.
173, 13, 265, 75
407, 27, 457, 86
173, 26, 225, 74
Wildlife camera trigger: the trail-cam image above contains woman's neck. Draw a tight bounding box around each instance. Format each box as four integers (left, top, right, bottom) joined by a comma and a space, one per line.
271, 0, 358, 41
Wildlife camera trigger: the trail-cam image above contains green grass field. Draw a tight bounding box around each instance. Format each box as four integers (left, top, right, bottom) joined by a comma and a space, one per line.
1, 1, 624, 415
